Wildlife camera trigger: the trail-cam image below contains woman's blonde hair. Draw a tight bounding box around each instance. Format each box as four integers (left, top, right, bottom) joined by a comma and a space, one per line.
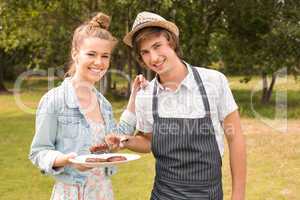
65, 12, 118, 77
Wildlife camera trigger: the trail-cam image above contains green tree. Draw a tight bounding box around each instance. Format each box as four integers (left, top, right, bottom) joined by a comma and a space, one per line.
219, 0, 300, 103
1, 0, 299, 101
0, 0, 88, 92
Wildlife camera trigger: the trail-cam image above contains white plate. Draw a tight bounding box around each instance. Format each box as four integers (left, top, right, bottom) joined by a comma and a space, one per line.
69, 153, 141, 167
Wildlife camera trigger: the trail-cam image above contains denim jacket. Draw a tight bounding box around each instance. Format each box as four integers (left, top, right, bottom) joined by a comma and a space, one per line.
29, 78, 136, 185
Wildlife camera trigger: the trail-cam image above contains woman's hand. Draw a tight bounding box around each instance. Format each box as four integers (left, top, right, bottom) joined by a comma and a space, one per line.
53, 152, 77, 168
72, 163, 94, 172
53, 152, 94, 172
127, 74, 148, 113
131, 74, 148, 95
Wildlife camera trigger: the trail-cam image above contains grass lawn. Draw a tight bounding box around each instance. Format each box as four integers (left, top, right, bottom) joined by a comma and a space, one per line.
0, 76, 299, 199
229, 76, 300, 119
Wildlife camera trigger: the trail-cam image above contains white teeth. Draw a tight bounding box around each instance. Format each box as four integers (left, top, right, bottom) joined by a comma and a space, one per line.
155, 63, 163, 68
153, 60, 165, 68
90, 68, 101, 73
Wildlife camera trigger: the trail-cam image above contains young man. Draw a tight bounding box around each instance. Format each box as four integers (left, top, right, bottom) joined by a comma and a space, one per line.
108, 11, 246, 200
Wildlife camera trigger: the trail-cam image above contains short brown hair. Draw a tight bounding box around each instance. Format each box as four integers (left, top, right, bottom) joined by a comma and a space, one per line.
132, 27, 182, 67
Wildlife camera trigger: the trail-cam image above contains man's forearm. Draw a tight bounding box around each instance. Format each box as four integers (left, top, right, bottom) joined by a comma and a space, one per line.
224, 111, 247, 200
227, 134, 247, 200
124, 133, 152, 153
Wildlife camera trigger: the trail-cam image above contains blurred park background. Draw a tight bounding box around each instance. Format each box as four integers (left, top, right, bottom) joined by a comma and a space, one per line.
0, 0, 299, 199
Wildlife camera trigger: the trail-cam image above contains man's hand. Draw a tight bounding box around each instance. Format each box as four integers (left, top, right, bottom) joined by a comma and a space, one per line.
105, 134, 129, 152
105, 132, 152, 153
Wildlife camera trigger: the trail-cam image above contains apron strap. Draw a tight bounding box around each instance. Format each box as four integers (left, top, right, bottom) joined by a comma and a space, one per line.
191, 66, 211, 117
152, 80, 159, 120
152, 66, 212, 119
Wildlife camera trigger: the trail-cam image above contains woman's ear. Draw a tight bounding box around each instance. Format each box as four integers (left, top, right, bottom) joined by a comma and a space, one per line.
71, 48, 78, 62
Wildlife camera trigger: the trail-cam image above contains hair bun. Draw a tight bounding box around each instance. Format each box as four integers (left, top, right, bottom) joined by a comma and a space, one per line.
89, 12, 111, 30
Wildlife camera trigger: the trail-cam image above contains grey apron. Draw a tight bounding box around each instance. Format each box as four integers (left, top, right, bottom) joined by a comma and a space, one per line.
150, 67, 223, 200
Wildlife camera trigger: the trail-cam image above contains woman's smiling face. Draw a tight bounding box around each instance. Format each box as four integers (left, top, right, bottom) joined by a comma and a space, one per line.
72, 37, 113, 85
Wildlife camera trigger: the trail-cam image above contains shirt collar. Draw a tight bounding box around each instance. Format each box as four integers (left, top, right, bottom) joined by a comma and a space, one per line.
154, 60, 195, 94
63, 77, 102, 109
63, 77, 79, 108
180, 61, 195, 91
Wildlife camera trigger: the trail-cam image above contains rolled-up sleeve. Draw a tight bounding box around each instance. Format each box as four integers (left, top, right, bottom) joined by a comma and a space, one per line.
120, 109, 136, 128
107, 104, 136, 135
136, 91, 153, 133
29, 94, 64, 175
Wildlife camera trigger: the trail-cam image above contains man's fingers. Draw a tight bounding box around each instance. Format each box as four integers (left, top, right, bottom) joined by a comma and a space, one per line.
106, 135, 120, 145
67, 152, 77, 159
105, 134, 123, 152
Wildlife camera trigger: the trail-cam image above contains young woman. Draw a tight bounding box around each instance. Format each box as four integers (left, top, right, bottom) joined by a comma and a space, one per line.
29, 12, 145, 200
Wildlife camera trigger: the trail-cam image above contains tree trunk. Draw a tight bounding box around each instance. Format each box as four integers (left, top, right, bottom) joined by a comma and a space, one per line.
146, 69, 154, 80
265, 73, 277, 103
88, 0, 97, 11
261, 72, 268, 104
0, 51, 8, 93
126, 8, 132, 98
261, 72, 277, 104
107, 71, 111, 90
135, 60, 143, 75
126, 50, 132, 98
99, 75, 107, 95
127, 50, 132, 81
0, 75, 8, 93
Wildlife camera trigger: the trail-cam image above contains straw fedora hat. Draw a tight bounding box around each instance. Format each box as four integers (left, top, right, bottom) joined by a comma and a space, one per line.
123, 11, 179, 47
